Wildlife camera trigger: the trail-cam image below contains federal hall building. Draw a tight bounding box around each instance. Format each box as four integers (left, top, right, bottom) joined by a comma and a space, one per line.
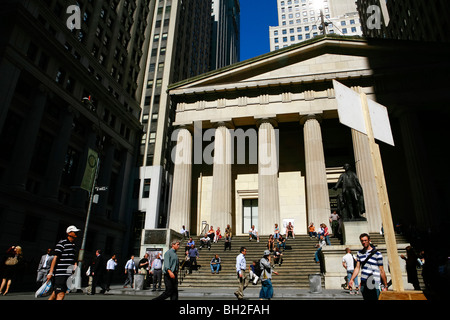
165, 35, 450, 240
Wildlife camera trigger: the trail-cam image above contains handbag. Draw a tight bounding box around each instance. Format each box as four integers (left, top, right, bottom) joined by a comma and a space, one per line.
5, 256, 18, 266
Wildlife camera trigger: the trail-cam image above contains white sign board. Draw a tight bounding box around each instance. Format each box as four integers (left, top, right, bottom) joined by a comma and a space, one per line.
333, 80, 394, 146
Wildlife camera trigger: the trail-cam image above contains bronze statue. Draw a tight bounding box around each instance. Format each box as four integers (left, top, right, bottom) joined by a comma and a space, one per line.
333, 163, 366, 221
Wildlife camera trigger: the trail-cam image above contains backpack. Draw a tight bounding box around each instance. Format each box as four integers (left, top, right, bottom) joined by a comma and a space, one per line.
254, 259, 262, 277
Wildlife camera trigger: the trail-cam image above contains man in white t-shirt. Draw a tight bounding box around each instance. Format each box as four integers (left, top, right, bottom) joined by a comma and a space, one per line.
248, 225, 259, 242
342, 248, 359, 294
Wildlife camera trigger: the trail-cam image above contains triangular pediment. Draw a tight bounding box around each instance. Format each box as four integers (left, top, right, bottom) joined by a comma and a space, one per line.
169, 35, 374, 94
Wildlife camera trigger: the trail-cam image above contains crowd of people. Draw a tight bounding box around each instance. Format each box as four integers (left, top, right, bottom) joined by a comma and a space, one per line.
1, 219, 449, 301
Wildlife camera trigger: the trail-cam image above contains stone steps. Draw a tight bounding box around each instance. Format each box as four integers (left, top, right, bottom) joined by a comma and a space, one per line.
177, 233, 412, 289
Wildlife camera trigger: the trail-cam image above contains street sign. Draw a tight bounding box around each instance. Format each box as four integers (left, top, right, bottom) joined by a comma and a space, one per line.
333, 80, 394, 146
332, 79, 404, 292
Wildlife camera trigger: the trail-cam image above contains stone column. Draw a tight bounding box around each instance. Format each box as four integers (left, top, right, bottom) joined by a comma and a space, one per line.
168, 126, 193, 231
398, 110, 436, 230
257, 119, 280, 235
351, 129, 383, 233
210, 122, 232, 230
41, 107, 75, 199
302, 114, 330, 228
4, 86, 47, 188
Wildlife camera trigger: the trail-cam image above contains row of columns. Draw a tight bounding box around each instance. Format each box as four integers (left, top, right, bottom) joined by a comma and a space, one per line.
167, 112, 396, 235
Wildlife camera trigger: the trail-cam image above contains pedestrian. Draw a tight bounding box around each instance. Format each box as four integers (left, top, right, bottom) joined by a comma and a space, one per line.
401, 246, 421, 290
123, 255, 136, 288
210, 254, 221, 274
105, 254, 117, 291
185, 237, 195, 252
248, 225, 259, 242
36, 248, 53, 286
0, 245, 24, 296
322, 223, 331, 245
259, 250, 278, 300
224, 232, 232, 251
285, 222, 295, 239
180, 225, 189, 238
199, 233, 211, 250
273, 247, 283, 266
234, 246, 249, 300
349, 233, 388, 300
314, 235, 326, 263
342, 248, 359, 294
308, 222, 317, 239
138, 253, 150, 288
150, 252, 163, 291
153, 240, 180, 300
90, 249, 107, 294
188, 244, 198, 274
274, 223, 280, 239
329, 211, 340, 238
47, 225, 80, 300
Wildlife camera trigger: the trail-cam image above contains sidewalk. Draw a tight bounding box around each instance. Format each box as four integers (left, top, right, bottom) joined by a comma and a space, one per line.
106, 284, 363, 300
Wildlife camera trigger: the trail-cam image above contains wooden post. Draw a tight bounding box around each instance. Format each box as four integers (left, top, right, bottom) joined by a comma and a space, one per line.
360, 92, 404, 292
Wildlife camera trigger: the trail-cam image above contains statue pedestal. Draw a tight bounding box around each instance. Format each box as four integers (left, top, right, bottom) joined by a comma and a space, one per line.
342, 220, 369, 245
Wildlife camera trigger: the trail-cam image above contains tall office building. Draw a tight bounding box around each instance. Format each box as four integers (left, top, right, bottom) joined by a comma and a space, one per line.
137, 0, 240, 248
0, 0, 153, 264
269, 0, 363, 51
210, 0, 240, 70
356, 0, 450, 42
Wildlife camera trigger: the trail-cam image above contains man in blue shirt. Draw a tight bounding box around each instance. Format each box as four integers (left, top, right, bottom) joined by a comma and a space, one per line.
234, 247, 248, 300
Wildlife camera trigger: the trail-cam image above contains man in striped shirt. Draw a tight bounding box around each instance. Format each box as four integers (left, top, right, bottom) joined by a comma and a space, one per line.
47, 225, 80, 300
349, 233, 388, 300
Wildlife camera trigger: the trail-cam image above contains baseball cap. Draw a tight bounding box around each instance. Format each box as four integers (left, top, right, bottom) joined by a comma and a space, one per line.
66, 225, 81, 234
263, 250, 271, 256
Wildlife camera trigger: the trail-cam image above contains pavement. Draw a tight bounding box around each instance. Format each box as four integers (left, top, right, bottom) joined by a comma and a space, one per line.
0, 284, 363, 301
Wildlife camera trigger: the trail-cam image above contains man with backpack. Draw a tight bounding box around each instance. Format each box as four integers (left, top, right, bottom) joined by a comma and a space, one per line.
349, 233, 388, 300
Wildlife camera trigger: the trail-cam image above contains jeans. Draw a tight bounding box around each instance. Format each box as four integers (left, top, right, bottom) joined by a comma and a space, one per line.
210, 264, 220, 273
347, 271, 359, 287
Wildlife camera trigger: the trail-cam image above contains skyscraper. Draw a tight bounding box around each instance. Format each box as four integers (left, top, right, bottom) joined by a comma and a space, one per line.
137, 0, 240, 245
269, 0, 363, 51
0, 0, 153, 260
356, 0, 450, 42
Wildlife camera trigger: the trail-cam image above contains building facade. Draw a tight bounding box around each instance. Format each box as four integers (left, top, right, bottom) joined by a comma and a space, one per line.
269, 0, 362, 51
166, 35, 450, 239
137, 0, 240, 245
269, 0, 363, 51
210, 0, 240, 70
0, 0, 153, 269
357, 0, 450, 42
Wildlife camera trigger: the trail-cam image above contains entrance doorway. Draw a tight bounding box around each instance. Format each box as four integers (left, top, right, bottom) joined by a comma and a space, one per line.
242, 199, 258, 233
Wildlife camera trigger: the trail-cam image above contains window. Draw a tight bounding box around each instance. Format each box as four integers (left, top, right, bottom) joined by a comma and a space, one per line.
142, 179, 151, 198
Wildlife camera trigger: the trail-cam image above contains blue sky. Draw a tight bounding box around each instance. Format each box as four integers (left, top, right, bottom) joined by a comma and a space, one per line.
239, 0, 278, 61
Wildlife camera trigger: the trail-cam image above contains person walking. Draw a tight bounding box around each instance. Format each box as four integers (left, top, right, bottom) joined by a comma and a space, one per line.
36, 248, 53, 286
0, 245, 24, 295
105, 254, 117, 291
123, 255, 136, 288
153, 240, 180, 300
259, 250, 279, 300
342, 248, 359, 294
234, 246, 249, 300
188, 244, 199, 274
90, 249, 106, 295
47, 225, 80, 300
150, 252, 163, 291
349, 233, 388, 300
